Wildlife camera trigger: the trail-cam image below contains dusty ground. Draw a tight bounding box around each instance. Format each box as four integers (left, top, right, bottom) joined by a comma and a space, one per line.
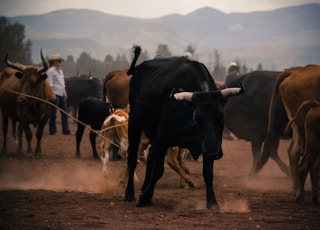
0, 119, 319, 230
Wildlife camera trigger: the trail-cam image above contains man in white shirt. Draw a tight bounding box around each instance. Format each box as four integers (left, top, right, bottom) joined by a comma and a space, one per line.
46, 54, 71, 135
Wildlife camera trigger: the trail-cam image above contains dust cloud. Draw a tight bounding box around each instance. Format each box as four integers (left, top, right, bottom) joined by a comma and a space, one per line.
220, 199, 250, 213
0, 158, 123, 194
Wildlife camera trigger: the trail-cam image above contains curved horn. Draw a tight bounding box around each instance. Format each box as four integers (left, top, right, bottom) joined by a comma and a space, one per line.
4, 54, 25, 72
173, 92, 194, 102
38, 49, 49, 74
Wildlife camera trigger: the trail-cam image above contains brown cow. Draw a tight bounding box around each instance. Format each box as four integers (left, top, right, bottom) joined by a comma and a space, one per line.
0, 50, 54, 157
255, 64, 320, 203
285, 100, 320, 204
100, 108, 196, 188
102, 69, 131, 108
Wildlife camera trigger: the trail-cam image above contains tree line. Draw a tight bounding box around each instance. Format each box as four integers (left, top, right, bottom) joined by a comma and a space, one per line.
0, 16, 264, 82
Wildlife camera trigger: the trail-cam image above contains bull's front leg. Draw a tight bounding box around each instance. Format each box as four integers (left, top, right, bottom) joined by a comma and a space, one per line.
136, 145, 166, 207
34, 118, 48, 158
203, 157, 219, 209
1, 115, 9, 154
16, 122, 24, 155
24, 124, 33, 156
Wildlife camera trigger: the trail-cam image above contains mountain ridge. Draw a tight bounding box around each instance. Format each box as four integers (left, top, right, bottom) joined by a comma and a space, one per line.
8, 3, 320, 70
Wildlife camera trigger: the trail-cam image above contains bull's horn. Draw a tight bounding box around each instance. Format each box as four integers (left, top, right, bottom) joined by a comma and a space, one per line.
221, 87, 242, 98
38, 49, 49, 74
4, 54, 25, 72
173, 92, 193, 102
221, 82, 245, 98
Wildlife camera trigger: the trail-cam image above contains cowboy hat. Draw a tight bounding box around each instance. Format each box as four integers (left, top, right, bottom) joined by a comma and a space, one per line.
48, 53, 64, 62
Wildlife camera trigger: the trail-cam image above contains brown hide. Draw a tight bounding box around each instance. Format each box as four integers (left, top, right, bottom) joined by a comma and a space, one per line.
102, 69, 131, 108
286, 100, 320, 204
0, 53, 54, 156
257, 64, 320, 204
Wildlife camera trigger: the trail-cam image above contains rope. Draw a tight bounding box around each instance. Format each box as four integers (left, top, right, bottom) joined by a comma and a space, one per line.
0, 85, 124, 148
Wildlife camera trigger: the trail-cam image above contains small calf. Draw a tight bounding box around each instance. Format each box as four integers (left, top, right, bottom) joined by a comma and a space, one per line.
76, 98, 118, 159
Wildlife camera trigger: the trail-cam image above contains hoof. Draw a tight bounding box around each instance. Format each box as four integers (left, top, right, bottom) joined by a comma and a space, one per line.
125, 194, 136, 202
206, 202, 220, 210
136, 199, 152, 207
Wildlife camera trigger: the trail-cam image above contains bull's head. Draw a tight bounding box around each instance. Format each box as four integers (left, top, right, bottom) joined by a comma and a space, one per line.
4, 49, 50, 105
172, 84, 244, 160
5, 49, 49, 81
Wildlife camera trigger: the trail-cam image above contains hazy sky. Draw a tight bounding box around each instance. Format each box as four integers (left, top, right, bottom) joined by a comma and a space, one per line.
1, 0, 319, 18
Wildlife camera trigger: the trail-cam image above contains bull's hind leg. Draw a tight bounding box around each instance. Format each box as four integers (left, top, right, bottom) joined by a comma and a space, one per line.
249, 141, 262, 176
89, 131, 99, 159
309, 151, 320, 205
310, 161, 320, 205
125, 118, 141, 202
166, 147, 197, 188
75, 123, 85, 158
288, 131, 302, 192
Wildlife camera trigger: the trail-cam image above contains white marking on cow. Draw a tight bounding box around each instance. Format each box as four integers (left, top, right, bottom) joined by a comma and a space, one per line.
103, 114, 126, 126
100, 142, 109, 177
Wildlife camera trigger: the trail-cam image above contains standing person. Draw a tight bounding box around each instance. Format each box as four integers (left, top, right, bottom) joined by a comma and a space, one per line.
47, 53, 71, 135
225, 62, 240, 86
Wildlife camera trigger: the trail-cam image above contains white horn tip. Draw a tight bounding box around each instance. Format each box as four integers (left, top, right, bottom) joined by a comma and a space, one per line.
173, 92, 193, 102
221, 87, 242, 97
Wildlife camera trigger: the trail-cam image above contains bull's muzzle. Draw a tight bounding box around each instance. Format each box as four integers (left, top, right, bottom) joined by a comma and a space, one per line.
17, 96, 27, 105
203, 146, 223, 160
17, 96, 33, 105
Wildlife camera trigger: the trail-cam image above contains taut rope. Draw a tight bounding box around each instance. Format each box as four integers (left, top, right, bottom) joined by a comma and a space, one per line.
0, 85, 125, 148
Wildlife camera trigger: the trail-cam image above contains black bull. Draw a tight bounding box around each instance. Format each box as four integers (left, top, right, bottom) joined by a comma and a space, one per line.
125, 46, 244, 209
65, 75, 102, 118
222, 71, 290, 177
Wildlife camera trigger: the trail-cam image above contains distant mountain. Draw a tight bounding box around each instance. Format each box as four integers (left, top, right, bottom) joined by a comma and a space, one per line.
9, 3, 320, 70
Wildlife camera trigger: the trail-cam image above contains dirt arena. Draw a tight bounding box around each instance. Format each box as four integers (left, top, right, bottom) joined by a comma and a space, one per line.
0, 118, 319, 229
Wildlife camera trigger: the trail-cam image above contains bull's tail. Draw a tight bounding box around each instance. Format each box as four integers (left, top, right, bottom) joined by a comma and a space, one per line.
265, 70, 291, 134
127, 45, 141, 75
253, 70, 292, 174
284, 100, 320, 135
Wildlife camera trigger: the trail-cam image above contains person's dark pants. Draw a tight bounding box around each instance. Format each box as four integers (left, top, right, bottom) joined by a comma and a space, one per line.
49, 95, 71, 134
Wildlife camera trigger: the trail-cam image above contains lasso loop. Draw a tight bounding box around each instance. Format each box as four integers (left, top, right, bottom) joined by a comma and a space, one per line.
0, 85, 124, 148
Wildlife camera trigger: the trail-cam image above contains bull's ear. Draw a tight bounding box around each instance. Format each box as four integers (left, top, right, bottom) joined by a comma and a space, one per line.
14, 72, 23, 79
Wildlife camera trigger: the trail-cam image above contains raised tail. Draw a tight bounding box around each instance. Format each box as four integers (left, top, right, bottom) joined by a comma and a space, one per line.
127, 45, 141, 75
